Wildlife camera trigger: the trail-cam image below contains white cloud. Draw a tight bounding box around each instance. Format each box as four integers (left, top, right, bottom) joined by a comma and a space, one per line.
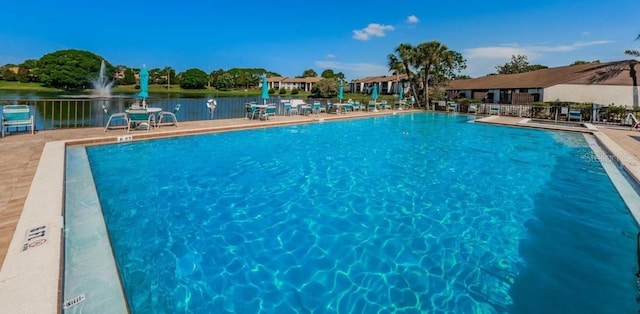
326, 54, 336, 58
581, 31, 591, 36
352, 23, 395, 41
464, 46, 531, 60
407, 15, 419, 23
573, 40, 613, 47
462, 40, 614, 77
314, 60, 391, 79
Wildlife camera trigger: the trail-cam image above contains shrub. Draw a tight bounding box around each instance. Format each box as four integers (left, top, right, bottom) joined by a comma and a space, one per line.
268, 88, 275, 94
279, 88, 287, 95
291, 88, 299, 95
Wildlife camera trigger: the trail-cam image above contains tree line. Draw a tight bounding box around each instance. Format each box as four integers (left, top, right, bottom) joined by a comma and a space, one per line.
0, 49, 348, 91
1, 34, 637, 98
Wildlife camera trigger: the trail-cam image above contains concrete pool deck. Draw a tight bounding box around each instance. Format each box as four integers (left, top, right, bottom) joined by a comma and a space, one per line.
1, 110, 640, 312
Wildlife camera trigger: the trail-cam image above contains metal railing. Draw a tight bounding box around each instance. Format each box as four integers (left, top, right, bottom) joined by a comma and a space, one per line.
434, 102, 640, 125
0, 97, 349, 131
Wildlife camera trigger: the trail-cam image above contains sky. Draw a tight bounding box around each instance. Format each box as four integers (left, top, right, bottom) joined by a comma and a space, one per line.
1, 0, 638, 80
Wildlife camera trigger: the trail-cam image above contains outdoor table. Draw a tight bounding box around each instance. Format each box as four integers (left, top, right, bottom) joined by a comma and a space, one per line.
252, 104, 268, 119
126, 107, 162, 126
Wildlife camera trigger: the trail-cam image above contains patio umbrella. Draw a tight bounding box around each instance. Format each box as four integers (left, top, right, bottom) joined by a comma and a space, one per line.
398, 84, 404, 110
338, 80, 344, 103
371, 83, 379, 112
261, 74, 269, 105
138, 66, 149, 107
371, 83, 378, 101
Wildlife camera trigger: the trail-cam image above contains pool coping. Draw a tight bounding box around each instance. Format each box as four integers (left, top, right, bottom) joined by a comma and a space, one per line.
1, 112, 640, 313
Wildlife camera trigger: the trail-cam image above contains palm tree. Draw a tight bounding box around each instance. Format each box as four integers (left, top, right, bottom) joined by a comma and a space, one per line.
388, 41, 467, 109
414, 41, 456, 109
625, 34, 639, 109
625, 34, 640, 57
387, 43, 420, 106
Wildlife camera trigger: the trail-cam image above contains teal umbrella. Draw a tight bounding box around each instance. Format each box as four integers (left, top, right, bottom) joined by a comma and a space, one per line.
371, 83, 378, 100
398, 84, 403, 101
261, 74, 269, 104
338, 80, 344, 103
138, 66, 149, 102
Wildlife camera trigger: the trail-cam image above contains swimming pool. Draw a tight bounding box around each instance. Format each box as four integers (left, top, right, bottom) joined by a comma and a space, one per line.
81, 112, 639, 312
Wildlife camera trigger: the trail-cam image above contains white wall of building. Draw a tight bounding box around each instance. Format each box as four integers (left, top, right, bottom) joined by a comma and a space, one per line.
544, 84, 638, 108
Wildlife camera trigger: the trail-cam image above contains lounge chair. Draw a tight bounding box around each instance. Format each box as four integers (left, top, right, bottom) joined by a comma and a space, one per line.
352, 101, 361, 111
313, 101, 325, 114
343, 102, 353, 113
102, 104, 128, 132
626, 113, 640, 130
157, 104, 181, 127
447, 102, 458, 112
367, 101, 376, 111
1, 105, 34, 137
245, 103, 260, 119
468, 103, 478, 114
568, 110, 581, 122
326, 102, 333, 113
290, 99, 307, 115
283, 101, 292, 115
127, 108, 155, 132
489, 104, 500, 115
380, 100, 391, 110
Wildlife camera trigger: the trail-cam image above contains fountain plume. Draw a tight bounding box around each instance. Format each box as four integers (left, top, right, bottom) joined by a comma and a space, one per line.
90, 60, 113, 97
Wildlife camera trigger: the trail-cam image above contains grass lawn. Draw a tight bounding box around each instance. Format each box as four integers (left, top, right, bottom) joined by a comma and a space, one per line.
0, 81, 62, 92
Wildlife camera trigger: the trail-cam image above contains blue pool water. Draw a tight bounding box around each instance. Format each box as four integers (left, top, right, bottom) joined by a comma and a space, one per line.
86, 113, 639, 313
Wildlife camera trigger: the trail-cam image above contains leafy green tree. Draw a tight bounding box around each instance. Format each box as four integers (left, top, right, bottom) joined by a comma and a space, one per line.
227, 68, 266, 88
36, 49, 111, 90
495, 54, 547, 74
300, 69, 317, 78
120, 68, 136, 85
214, 72, 235, 90
164, 67, 177, 85
321, 69, 335, 78
209, 69, 225, 87
17, 59, 39, 83
495, 55, 529, 74
0, 64, 18, 81
180, 68, 208, 89
310, 78, 338, 98
148, 67, 164, 84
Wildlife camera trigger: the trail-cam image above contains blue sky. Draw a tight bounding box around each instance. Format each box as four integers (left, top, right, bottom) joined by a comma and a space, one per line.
1, 0, 638, 80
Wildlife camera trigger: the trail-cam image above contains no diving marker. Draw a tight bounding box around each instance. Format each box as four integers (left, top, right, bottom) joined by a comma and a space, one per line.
22, 225, 48, 252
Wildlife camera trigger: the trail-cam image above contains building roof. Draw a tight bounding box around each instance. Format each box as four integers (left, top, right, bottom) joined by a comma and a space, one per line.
446, 60, 638, 90
267, 76, 323, 83
282, 77, 323, 83
351, 74, 408, 84
266, 76, 286, 82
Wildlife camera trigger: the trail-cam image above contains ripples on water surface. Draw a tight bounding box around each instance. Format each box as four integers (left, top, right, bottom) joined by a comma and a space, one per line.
86, 112, 639, 313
